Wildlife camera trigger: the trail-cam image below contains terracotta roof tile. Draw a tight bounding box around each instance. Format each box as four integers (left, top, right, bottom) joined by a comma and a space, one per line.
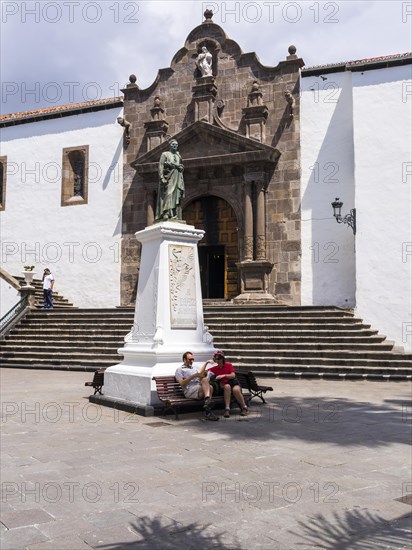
0, 97, 123, 122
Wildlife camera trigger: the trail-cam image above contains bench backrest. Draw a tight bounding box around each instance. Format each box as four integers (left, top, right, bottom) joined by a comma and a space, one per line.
93, 371, 104, 385
235, 372, 251, 390
245, 371, 261, 390
153, 376, 186, 399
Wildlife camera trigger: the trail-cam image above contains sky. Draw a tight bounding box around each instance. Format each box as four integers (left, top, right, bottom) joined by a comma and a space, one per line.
1, 0, 411, 115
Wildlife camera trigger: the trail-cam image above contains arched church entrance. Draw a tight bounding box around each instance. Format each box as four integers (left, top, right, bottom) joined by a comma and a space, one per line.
184, 196, 239, 300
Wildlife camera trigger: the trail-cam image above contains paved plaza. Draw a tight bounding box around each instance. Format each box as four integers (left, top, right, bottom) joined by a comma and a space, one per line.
1, 368, 411, 549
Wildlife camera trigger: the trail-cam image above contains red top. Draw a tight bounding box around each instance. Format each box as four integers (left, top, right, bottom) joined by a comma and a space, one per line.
208, 363, 235, 385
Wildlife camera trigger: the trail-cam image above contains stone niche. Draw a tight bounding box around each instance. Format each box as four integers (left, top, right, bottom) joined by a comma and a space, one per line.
120, 11, 304, 306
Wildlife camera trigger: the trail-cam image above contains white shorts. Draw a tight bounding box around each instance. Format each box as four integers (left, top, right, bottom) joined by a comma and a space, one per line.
184, 385, 201, 399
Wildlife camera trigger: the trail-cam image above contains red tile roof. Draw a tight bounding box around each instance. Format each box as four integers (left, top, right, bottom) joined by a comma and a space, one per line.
0, 97, 123, 124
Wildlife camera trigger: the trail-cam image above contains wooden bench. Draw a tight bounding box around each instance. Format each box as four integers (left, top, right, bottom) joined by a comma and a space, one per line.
237, 371, 273, 403
85, 369, 105, 395
152, 375, 251, 420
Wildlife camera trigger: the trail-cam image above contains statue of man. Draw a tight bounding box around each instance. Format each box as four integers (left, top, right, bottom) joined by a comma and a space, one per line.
196, 46, 213, 77
155, 139, 185, 222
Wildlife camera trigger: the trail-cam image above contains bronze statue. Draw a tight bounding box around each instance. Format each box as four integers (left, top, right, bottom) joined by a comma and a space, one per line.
155, 139, 185, 222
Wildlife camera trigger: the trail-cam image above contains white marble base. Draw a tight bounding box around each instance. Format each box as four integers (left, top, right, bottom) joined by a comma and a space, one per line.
103, 221, 216, 407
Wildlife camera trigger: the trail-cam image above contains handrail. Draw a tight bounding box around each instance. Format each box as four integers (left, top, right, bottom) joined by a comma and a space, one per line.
0, 296, 29, 336
0, 267, 22, 291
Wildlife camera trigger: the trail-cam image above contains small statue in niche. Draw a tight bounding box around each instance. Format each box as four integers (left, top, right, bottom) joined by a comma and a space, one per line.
196, 46, 213, 77
248, 80, 263, 106
284, 90, 295, 119
155, 139, 185, 222
117, 116, 131, 144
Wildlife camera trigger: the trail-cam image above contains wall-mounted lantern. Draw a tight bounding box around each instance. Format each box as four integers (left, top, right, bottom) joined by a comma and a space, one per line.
331, 198, 356, 235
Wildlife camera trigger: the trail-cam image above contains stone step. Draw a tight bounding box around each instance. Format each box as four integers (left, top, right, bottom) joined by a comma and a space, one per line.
0, 358, 115, 369
205, 342, 395, 351
1, 351, 120, 362
207, 322, 372, 331
3, 336, 125, 344
204, 305, 353, 314
231, 355, 412, 368
208, 324, 385, 339
0, 339, 391, 351
205, 333, 383, 341
1, 347, 120, 357
3, 330, 131, 338
27, 308, 133, 316
204, 315, 361, 323
204, 316, 368, 323
241, 363, 412, 375
251, 366, 412, 380
222, 347, 412, 359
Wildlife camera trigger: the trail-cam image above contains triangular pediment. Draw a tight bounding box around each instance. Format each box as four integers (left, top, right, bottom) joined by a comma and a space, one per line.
132, 121, 280, 172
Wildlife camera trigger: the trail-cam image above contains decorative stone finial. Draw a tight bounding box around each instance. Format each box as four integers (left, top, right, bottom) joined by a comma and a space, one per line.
288, 45, 297, 56
127, 74, 138, 88
204, 9, 213, 21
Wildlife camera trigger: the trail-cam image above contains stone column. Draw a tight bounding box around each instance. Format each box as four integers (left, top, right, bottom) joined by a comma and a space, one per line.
234, 168, 275, 304
256, 183, 266, 260
244, 181, 253, 261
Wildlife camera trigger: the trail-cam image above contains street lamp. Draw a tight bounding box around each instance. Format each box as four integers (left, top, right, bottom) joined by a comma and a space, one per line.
331, 198, 356, 235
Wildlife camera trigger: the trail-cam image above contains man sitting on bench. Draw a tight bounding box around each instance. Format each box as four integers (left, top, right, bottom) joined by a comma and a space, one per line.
175, 351, 218, 420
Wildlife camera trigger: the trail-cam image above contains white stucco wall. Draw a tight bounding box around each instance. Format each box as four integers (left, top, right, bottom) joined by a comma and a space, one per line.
352, 65, 412, 352
0, 278, 20, 317
301, 71, 356, 308
0, 107, 124, 308
302, 63, 412, 351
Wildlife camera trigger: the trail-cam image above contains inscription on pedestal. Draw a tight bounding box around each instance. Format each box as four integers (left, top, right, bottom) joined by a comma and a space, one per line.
169, 244, 197, 329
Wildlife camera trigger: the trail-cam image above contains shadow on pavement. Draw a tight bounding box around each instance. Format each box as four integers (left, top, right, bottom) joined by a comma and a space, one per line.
174, 395, 411, 448
289, 508, 412, 549
98, 515, 237, 549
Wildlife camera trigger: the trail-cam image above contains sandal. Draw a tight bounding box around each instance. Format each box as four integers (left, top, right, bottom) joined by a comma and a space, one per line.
223, 410, 230, 418
241, 407, 248, 416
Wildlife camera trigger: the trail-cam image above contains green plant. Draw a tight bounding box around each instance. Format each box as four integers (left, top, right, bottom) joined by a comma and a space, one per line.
23, 265, 35, 271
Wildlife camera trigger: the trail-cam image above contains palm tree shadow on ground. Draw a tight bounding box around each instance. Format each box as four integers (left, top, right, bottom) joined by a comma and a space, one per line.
289, 508, 412, 549
98, 515, 240, 550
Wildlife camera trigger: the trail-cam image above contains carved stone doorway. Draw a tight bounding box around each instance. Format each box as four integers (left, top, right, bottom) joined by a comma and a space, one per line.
184, 196, 239, 300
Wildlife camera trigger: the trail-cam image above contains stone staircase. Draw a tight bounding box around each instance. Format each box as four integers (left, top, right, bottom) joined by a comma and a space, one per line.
15, 277, 75, 309
0, 304, 411, 379
0, 309, 134, 371
204, 305, 412, 380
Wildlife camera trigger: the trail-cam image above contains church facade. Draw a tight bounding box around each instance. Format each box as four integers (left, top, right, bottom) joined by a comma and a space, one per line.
1, 13, 411, 351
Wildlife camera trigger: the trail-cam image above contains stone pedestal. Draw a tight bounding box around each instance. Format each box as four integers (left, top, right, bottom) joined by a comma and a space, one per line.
234, 260, 276, 304
102, 222, 216, 413
19, 285, 36, 308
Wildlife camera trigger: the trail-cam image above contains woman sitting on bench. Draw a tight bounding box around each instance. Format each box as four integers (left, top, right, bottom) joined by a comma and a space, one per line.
208, 350, 248, 418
